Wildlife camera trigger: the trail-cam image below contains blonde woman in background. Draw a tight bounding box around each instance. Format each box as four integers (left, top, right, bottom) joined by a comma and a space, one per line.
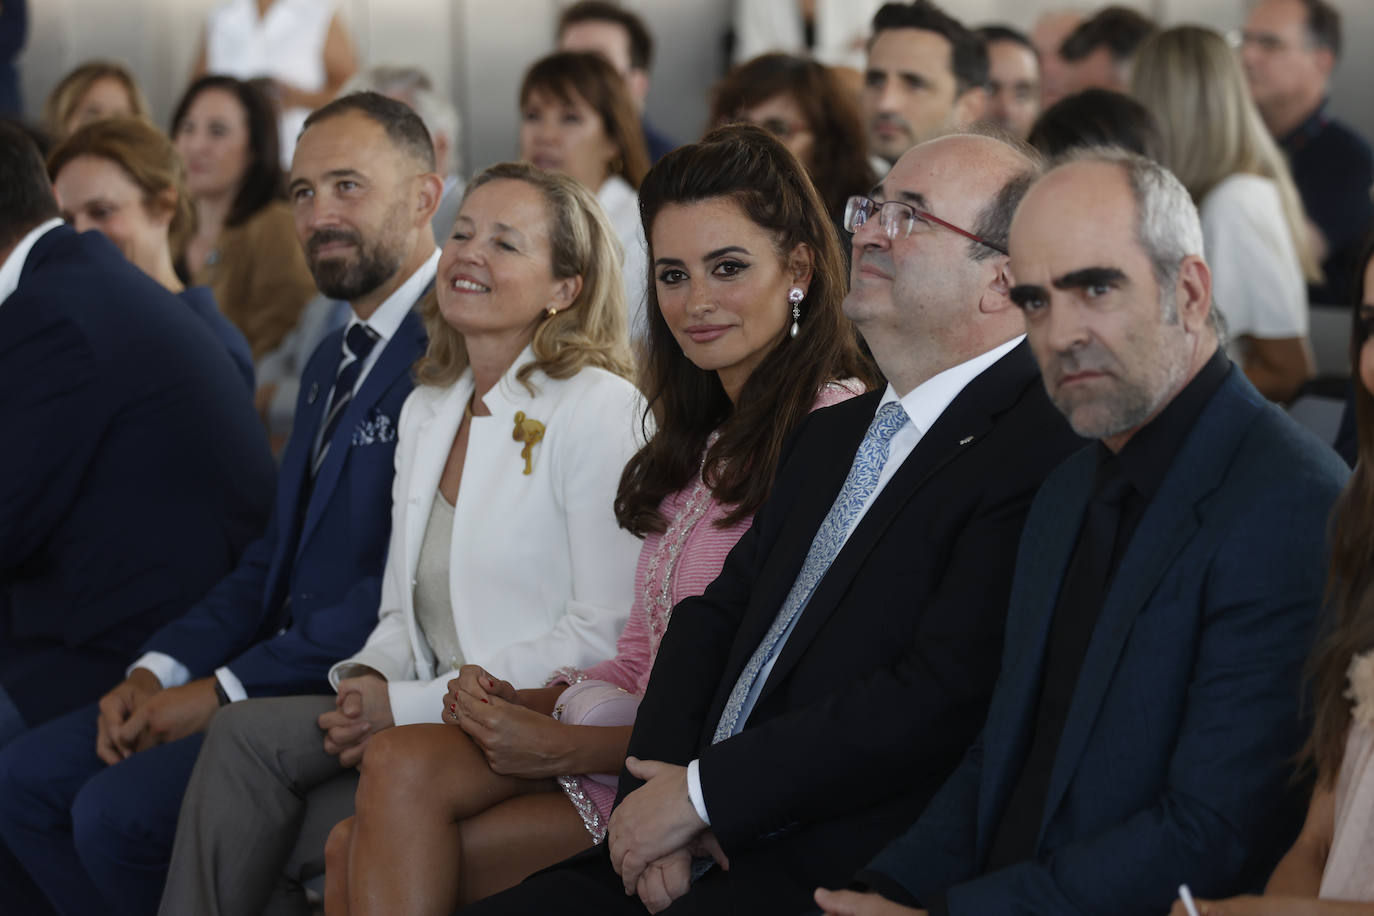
154, 161, 646, 916
43, 60, 150, 143
1133, 25, 1319, 403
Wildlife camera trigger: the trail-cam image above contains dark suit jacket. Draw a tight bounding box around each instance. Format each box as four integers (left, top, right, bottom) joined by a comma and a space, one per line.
863, 367, 1350, 915
0, 226, 276, 726
141, 292, 429, 696
611, 342, 1083, 910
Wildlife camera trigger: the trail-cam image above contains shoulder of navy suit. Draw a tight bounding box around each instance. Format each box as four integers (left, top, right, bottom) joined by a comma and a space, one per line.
1167, 365, 1347, 508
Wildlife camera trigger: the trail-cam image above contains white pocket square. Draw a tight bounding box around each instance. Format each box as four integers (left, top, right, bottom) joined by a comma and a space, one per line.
352, 413, 396, 446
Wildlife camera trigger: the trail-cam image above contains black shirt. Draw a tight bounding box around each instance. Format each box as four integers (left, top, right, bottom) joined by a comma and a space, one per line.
1280, 101, 1374, 305
916, 349, 1234, 914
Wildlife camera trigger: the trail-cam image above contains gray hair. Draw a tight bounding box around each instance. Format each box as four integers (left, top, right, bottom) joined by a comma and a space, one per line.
960, 123, 1046, 263
1050, 145, 1222, 336
345, 66, 462, 178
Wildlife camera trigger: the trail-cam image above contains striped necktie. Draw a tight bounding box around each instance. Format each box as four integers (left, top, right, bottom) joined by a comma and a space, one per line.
713, 400, 910, 741
313, 323, 380, 475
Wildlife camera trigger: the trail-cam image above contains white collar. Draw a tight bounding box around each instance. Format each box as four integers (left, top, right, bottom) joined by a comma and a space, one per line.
0, 219, 65, 309
881, 335, 1025, 435
597, 174, 636, 208
342, 247, 440, 344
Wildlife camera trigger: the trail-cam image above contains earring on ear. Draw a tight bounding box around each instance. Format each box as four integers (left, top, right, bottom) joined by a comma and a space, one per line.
544, 306, 559, 319
787, 286, 805, 338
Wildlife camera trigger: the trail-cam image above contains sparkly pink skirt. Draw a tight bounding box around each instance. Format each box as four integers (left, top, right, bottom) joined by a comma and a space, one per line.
558, 774, 616, 843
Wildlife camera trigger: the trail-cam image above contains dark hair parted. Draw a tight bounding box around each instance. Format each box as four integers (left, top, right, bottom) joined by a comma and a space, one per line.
871, 1, 988, 94
557, 1, 655, 71
0, 120, 61, 250
615, 124, 879, 536
303, 91, 437, 172
520, 51, 650, 191
1059, 5, 1156, 64
171, 75, 282, 228
976, 24, 1036, 55
1295, 0, 1342, 57
709, 53, 876, 222
1028, 88, 1162, 161
1304, 234, 1374, 787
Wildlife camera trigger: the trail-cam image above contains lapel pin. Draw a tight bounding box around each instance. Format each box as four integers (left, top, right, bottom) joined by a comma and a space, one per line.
512, 412, 546, 475
959, 436, 974, 446
307, 382, 319, 405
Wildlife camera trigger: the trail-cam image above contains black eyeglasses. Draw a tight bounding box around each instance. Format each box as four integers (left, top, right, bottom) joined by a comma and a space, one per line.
843, 195, 1008, 255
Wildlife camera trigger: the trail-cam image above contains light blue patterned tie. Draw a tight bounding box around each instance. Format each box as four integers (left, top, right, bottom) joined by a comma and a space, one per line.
713, 400, 911, 742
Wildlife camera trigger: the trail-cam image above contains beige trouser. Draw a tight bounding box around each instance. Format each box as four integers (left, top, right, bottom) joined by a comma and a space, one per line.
157, 695, 360, 916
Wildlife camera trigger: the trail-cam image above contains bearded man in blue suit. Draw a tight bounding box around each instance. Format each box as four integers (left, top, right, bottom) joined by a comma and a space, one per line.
0, 93, 443, 916
817, 149, 1349, 916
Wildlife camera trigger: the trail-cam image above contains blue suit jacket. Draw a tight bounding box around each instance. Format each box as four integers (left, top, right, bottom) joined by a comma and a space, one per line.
141, 298, 428, 697
862, 366, 1349, 915
0, 226, 276, 725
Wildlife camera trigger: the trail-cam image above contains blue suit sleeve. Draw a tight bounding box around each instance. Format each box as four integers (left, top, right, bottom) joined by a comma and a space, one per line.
0, 317, 101, 571
139, 513, 281, 676
0, 0, 27, 59
858, 737, 987, 903
936, 492, 1329, 915
221, 575, 383, 696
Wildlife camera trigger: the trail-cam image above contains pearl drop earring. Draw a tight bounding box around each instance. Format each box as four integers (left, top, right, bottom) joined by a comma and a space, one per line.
788, 286, 804, 338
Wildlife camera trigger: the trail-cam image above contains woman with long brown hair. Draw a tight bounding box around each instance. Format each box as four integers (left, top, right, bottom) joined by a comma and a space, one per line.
172, 74, 317, 357
320, 124, 876, 915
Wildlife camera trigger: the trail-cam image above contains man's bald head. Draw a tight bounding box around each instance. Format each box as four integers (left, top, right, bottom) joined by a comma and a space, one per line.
846, 130, 1042, 391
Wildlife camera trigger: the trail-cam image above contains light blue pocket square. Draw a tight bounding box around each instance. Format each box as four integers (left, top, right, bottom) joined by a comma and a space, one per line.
352, 413, 396, 446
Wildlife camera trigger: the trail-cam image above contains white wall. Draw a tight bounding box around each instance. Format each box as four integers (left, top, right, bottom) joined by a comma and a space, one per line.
15, 0, 1374, 176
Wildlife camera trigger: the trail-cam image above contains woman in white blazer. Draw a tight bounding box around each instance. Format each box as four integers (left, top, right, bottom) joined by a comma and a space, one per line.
326, 160, 644, 727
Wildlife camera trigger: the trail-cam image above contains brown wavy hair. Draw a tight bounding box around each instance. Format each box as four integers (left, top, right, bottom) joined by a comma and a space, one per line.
710, 53, 877, 222
615, 124, 879, 535
1303, 235, 1374, 787
47, 116, 196, 256
414, 161, 635, 392
519, 51, 649, 191
43, 60, 151, 142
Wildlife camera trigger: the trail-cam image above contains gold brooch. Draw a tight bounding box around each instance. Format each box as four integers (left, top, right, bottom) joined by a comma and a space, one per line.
512, 412, 545, 475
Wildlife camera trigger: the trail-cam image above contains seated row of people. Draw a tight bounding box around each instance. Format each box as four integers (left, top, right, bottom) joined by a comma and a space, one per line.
1, 34, 1372, 916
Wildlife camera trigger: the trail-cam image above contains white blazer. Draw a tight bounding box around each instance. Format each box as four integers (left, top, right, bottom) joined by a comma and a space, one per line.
329, 348, 646, 726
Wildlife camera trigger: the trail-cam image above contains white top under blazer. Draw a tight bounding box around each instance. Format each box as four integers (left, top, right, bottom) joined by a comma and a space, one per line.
329, 346, 646, 726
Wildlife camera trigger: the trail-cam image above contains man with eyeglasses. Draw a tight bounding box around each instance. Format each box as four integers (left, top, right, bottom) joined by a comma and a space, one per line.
1240, 0, 1373, 304
816, 147, 1345, 916
462, 132, 1082, 916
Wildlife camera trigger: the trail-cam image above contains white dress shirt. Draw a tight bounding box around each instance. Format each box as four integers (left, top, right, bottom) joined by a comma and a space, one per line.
132, 250, 441, 700
0, 218, 64, 309
686, 335, 1025, 824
